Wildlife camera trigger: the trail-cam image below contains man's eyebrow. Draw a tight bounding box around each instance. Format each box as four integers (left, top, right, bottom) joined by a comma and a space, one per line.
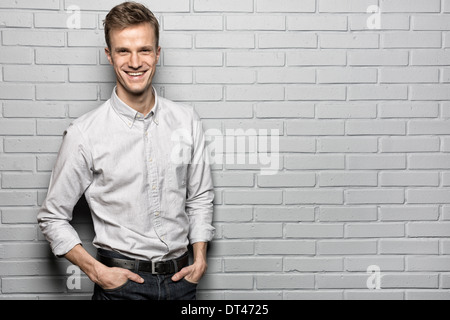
114, 47, 129, 52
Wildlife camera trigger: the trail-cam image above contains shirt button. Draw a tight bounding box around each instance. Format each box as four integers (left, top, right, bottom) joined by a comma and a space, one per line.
149, 158, 153, 162
152, 185, 157, 190
155, 211, 160, 216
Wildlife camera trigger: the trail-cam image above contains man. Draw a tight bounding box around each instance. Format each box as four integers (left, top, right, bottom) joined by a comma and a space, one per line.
37, 1, 215, 300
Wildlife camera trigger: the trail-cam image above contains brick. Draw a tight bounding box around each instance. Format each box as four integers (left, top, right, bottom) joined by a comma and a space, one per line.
286, 86, 346, 101
410, 85, 450, 101
379, 206, 439, 221
348, 85, 408, 100
227, 52, 285, 67
320, 0, 380, 13
69, 0, 190, 12
194, 0, 253, 12
345, 223, 405, 238
317, 137, 378, 153
381, 239, 438, 254
382, 32, 441, 48
319, 172, 377, 187
256, 275, 314, 289
36, 84, 98, 101
381, 274, 438, 289
0, 0, 59, 9
288, 15, 347, 31
4, 138, 62, 153
0, 47, 33, 64
254, 207, 314, 222
320, 33, 379, 49
257, 172, 315, 188
35, 48, 97, 65
381, 172, 439, 187
1, 208, 40, 224
195, 102, 253, 119
348, 155, 406, 170
0, 192, 36, 206
224, 257, 282, 272
317, 240, 377, 255
285, 189, 344, 205
345, 189, 405, 204
222, 223, 282, 238
68, 30, 105, 47
3, 102, 66, 118
196, 33, 254, 49
224, 190, 282, 205
288, 50, 346, 66
407, 257, 450, 272
2, 30, 64, 46
2, 277, 65, 293
3, 66, 67, 83
380, 137, 440, 153
316, 103, 376, 119
69, 66, 115, 83
285, 258, 343, 272
0, 119, 35, 136
287, 120, 344, 136
227, 15, 285, 31
407, 190, 450, 204
409, 155, 450, 169
348, 50, 409, 66
0, 84, 34, 100
256, 102, 315, 119
411, 49, 450, 66
318, 207, 377, 221
378, 102, 439, 118
164, 15, 222, 30
286, 223, 344, 238
349, 14, 409, 31
164, 85, 222, 101
0, 155, 35, 171
346, 120, 406, 135
258, 68, 315, 84
34, 12, 97, 29
380, 67, 439, 83
256, 240, 315, 255
285, 155, 345, 170
196, 68, 254, 84
0, 12, 33, 27
226, 85, 284, 101
317, 274, 370, 289
380, 0, 441, 13
164, 50, 223, 66
259, 33, 317, 49
317, 68, 377, 84
257, 0, 315, 12
347, 256, 403, 272
412, 15, 450, 31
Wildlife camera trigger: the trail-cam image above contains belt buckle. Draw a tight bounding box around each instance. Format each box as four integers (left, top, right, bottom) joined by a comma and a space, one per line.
152, 261, 168, 275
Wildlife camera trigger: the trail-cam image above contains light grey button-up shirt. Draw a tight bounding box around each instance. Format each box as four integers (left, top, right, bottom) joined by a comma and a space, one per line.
38, 87, 215, 261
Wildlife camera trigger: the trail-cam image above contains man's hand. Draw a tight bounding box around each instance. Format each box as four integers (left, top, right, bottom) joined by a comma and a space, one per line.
171, 242, 208, 284
92, 261, 144, 290
64, 244, 144, 290
171, 260, 207, 284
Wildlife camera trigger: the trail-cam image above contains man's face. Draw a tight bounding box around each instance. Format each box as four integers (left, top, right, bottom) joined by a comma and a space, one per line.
105, 23, 160, 97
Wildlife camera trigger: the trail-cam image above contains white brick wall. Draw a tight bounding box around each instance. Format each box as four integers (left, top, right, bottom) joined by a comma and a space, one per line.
0, 0, 450, 300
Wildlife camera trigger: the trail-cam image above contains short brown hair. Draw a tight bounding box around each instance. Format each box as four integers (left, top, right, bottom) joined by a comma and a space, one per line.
103, 1, 160, 49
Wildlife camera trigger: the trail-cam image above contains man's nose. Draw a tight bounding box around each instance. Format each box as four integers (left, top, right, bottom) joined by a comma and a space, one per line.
129, 52, 141, 69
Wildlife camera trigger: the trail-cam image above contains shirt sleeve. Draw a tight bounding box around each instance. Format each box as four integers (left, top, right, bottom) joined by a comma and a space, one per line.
37, 123, 94, 257
185, 111, 215, 244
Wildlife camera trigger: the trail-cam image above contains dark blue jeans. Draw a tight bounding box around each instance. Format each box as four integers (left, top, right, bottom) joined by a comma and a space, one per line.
92, 249, 197, 300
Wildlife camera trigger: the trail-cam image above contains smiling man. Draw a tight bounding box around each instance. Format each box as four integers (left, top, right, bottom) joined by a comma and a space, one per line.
37, 2, 215, 300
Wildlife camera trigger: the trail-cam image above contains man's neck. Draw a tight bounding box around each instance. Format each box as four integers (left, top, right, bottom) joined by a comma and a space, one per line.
116, 85, 155, 117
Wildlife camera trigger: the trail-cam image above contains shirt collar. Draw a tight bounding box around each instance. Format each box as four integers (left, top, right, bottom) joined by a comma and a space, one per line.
110, 86, 160, 128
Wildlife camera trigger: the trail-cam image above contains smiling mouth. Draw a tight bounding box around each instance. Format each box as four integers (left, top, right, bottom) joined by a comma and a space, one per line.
127, 72, 144, 76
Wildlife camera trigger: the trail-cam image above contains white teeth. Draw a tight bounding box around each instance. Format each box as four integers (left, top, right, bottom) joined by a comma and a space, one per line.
128, 72, 144, 76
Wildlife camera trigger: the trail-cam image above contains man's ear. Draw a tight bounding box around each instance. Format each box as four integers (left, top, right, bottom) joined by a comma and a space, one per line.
156, 46, 161, 63
105, 47, 113, 65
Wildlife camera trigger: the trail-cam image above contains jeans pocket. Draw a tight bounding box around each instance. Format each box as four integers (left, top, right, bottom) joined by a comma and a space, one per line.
103, 280, 130, 293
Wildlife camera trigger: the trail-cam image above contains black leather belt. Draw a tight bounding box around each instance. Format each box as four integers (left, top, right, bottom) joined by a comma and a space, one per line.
97, 251, 189, 275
